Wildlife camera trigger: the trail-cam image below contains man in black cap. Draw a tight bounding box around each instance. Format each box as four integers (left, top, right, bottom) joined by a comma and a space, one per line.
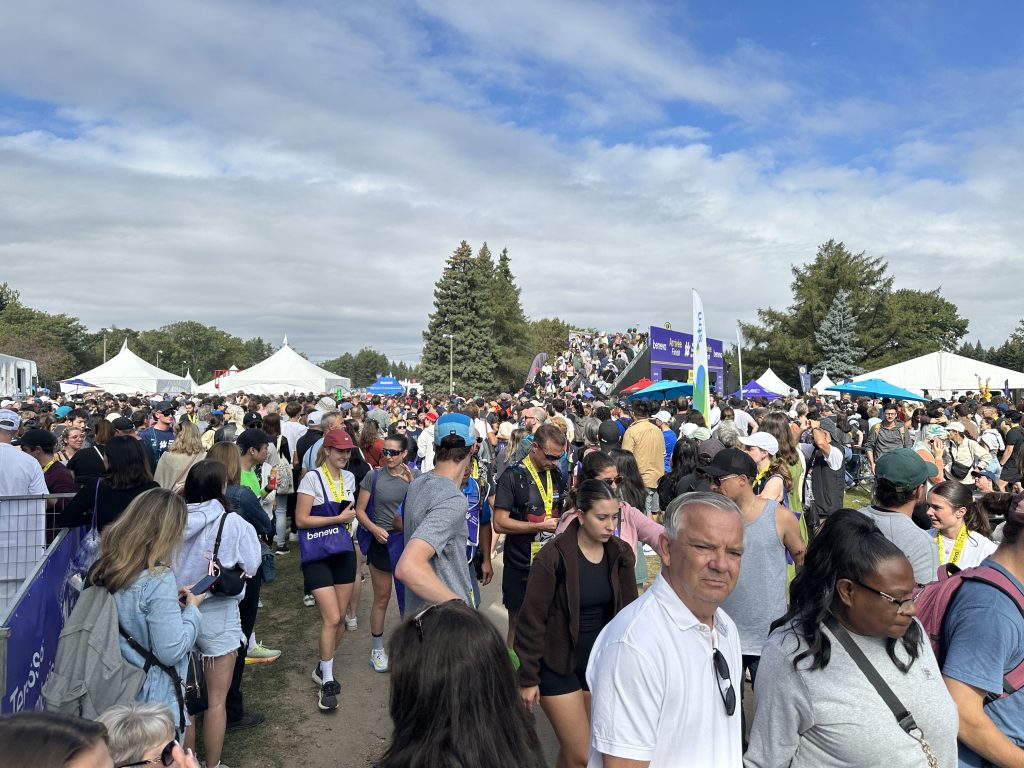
138, 401, 176, 467
111, 416, 136, 438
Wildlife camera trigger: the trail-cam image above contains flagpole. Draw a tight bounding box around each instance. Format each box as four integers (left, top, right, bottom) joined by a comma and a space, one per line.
736, 322, 744, 399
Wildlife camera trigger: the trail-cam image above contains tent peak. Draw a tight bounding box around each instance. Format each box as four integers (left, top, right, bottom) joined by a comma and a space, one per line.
282, 335, 289, 347
120, 339, 129, 352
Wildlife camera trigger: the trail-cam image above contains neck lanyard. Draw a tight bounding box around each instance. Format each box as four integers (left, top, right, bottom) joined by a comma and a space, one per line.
524, 457, 553, 517
939, 524, 970, 565
320, 464, 347, 503
42, 458, 57, 474
754, 464, 769, 486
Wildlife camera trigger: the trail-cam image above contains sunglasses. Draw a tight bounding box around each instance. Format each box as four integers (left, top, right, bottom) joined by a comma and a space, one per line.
534, 444, 565, 461
117, 740, 177, 767
381, 448, 404, 457
396, 424, 407, 429
712, 648, 736, 716
412, 599, 461, 641
602, 475, 624, 486
709, 474, 737, 487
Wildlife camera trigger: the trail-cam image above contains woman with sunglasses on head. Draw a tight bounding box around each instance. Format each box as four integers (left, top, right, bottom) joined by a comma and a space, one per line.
295, 429, 359, 712
99, 702, 200, 768
745, 509, 958, 768
556, 451, 665, 558
926, 480, 997, 571
516, 479, 638, 768
354, 434, 418, 673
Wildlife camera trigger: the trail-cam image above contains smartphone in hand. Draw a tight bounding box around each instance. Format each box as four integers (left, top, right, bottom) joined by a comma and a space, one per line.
190, 573, 218, 595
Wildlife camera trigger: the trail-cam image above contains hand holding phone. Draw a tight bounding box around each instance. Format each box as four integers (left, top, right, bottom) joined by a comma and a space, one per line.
190, 573, 218, 595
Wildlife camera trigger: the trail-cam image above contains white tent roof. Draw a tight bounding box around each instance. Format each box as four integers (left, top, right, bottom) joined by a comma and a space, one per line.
854, 351, 1024, 395
184, 369, 197, 393
756, 368, 797, 396
61, 340, 189, 394
195, 340, 351, 395
812, 373, 835, 392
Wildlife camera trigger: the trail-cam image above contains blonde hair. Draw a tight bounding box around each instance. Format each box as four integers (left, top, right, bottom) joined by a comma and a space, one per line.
97, 702, 174, 767
169, 420, 204, 455
92, 488, 187, 593
206, 441, 242, 485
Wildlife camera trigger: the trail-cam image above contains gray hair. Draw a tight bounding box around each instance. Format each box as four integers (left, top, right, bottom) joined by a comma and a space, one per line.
97, 702, 175, 766
715, 421, 742, 449
320, 410, 342, 432
664, 492, 742, 541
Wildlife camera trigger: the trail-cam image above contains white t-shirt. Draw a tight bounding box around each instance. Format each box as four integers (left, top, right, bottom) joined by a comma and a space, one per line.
281, 420, 307, 459
297, 466, 356, 507
733, 409, 756, 437
0, 442, 48, 608
929, 528, 998, 571
586, 573, 742, 767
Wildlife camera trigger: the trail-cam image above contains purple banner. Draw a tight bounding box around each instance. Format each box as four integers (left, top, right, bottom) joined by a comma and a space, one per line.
648, 326, 724, 370
3, 529, 81, 713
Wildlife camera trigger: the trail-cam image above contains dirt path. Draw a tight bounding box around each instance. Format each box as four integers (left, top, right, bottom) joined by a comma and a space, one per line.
218, 550, 560, 768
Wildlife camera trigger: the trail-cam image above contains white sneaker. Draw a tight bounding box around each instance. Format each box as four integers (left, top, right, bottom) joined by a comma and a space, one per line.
288, 532, 298, 542
344, 615, 358, 631
303, 594, 315, 608
369, 647, 389, 673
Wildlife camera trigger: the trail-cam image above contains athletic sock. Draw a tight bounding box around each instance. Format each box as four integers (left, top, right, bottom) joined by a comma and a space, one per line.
320, 658, 334, 683
372, 633, 384, 651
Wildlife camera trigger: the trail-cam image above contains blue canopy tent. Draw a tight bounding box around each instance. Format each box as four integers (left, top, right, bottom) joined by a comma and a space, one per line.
729, 380, 781, 401
627, 379, 694, 401
366, 376, 405, 396
825, 378, 930, 402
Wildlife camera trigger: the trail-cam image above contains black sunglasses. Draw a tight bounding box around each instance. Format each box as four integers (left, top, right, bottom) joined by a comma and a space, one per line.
117, 739, 176, 767
396, 423, 407, 429
712, 648, 736, 716
602, 475, 624, 486
381, 448, 404, 457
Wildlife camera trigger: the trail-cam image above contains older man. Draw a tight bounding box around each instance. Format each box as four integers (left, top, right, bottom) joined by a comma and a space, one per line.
587, 492, 745, 767
0, 409, 47, 612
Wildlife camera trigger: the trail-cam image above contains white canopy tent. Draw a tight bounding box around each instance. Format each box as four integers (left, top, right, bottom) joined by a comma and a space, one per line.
812, 373, 835, 392
756, 368, 798, 396
196, 339, 351, 395
854, 351, 1024, 397
184, 370, 197, 393
61, 340, 189, 394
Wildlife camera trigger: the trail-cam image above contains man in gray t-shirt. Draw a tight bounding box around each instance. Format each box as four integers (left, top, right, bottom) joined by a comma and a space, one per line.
857, 448, 939, 584
395, 413, 478, 615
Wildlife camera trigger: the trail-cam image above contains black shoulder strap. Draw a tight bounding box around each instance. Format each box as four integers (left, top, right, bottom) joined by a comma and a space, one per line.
118, 624, 186, 733
213, 511, 232, 561
824, 614, 917, 734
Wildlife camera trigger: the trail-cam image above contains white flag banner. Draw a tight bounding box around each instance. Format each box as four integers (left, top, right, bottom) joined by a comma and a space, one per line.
692, 290, 710, 423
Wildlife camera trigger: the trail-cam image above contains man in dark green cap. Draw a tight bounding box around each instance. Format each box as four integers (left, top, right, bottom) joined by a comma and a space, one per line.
858, 448, 939, 583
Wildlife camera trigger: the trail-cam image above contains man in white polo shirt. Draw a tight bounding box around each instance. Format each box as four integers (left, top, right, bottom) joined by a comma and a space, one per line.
586, 491, 745, 767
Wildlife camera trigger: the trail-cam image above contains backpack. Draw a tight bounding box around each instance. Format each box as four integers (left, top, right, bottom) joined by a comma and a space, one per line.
915, 564, 1024, 703
869, 422, 906, 445
42, 584, 187, 730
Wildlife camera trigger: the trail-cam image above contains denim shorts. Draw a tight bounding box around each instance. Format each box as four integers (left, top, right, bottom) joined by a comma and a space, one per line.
195, 595, 243, 658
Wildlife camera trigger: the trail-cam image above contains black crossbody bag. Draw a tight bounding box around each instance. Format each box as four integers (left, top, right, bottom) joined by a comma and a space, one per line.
824, 614, 939, 768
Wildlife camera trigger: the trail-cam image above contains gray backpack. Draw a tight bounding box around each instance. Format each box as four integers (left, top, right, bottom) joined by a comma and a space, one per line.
42, 586, 145, 720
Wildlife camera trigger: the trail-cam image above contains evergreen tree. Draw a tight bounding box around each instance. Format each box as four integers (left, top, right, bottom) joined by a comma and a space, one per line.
488, 247, 532, 390
812, 291, 865, 379
419, 241, 498, 395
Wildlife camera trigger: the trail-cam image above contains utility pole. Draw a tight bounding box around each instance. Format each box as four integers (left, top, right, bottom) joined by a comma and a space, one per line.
443, 333, 454, 395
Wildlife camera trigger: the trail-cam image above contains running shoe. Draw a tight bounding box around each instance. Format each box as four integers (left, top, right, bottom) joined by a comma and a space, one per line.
312, 663, 324, 686
318, 680, 341, 711
303, 593, 315, 607
245, 642, 281, 664
274, 544, 290, 555
344, 615, 358, 631
369, 648, 389, 673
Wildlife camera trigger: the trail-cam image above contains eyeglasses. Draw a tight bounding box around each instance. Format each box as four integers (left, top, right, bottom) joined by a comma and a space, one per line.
709, 474, 737, 487
712, 648, 736, 716
381, 448, 404, 457
853, 579, 922, 614
117, 740, 176, 767
412, 599, 461, 641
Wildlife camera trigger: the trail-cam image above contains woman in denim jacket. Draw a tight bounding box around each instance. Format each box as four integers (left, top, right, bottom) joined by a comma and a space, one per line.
91, 487, 204, 737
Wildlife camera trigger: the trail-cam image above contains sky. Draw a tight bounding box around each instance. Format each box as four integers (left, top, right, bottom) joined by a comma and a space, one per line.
1, 1, 1023, 366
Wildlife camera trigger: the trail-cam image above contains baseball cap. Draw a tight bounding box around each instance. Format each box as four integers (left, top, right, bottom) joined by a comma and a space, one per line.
155, 401, 176, 415
875, 448, 936, 489
739, 432, 779, 455
306, 411, 323, 426
923, 424, 949, 439
323, 429, 356, 450
423, 412, 438, 423
315, 396, 336, 413
55, 405, 72, 419
702, 448, 758, 479
972, 468, 1000, 483
680, 423, 700, 439
111, 417, 135, 432
0, 409, 21, 431
944, 421, 966, 433
598, 420, 622, 449
691, 427, 712, 441
105, 412, 122, 423
236, 428, 270, 452
243, 412, 264, 428
18, 428, 56, 452
434, 413, 475, 447
652, 410, 672, 423
339, 402, 354, 411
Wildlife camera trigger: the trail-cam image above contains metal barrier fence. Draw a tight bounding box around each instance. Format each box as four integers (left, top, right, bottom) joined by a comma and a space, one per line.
0, 494, 79, 713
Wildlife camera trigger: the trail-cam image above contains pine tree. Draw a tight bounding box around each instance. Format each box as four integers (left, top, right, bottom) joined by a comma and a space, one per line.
419, 241, 499, 395
812, 291, 865, 379
488, 247, 532, 390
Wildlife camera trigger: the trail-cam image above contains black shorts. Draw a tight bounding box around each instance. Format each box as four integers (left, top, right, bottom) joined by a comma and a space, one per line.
301, 551, 357, 591
538, 660, 588, 696
502, 564, 530, 613
366, 537, 392, 572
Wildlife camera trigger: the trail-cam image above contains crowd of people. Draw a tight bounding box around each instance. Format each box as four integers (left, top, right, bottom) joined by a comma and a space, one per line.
2, 359, 1024, 766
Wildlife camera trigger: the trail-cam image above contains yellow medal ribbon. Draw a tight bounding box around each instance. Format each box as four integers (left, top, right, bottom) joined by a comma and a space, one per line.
523, 457, 553, 518
939, 524, 970, 566
42, 458, 57, 474
320, 464, 348, 503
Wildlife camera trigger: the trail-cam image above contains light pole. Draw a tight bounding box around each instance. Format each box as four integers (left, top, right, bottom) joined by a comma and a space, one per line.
182, 361, 187, 377
101, 327, 110, 362
157, 350, 163, 369
442, 333, 454, 395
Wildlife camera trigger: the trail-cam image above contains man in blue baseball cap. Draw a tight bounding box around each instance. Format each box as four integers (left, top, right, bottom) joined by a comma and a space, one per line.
396, 413, 479, 616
